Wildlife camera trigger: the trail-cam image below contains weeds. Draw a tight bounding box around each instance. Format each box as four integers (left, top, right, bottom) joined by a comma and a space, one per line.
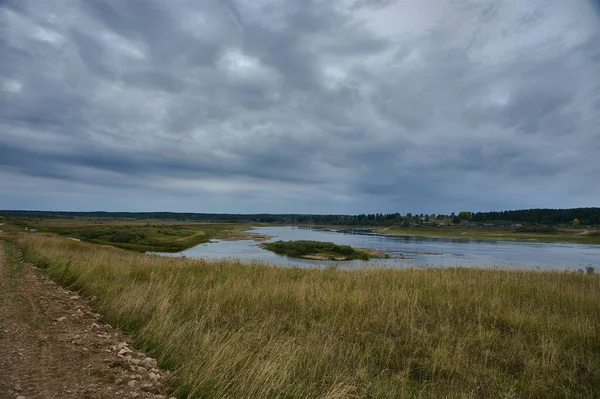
9, 233, 600, 398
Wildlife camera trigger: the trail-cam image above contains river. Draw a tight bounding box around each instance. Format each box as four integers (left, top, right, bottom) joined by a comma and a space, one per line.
166, 226, 599, 270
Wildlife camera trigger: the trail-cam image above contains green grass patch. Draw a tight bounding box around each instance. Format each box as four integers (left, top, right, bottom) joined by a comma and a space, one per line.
3, 242, 24, 277
261, 240, 371, 260
5, 219, 258, 252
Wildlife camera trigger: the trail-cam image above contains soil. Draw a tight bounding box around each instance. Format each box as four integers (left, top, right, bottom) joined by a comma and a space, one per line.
0, 242, 176, 399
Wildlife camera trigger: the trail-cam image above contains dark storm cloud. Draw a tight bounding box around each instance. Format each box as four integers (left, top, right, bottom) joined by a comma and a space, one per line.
0, 0, 599, 213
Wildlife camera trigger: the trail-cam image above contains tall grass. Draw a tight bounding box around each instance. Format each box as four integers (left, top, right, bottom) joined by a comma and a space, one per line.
11, 233, 600, 398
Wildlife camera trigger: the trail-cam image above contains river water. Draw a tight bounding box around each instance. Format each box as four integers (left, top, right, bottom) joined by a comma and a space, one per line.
167, 226, 599, 270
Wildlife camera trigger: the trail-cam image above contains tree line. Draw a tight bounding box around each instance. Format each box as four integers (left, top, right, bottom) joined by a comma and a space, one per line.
469, 208, 600, 226
1, 207, 599, 226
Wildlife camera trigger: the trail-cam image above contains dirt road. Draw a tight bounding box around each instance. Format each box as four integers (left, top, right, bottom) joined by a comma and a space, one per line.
0, 242, 175, 399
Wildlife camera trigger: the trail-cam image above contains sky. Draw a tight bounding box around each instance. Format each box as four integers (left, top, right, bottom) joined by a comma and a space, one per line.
1, 0, 599, 215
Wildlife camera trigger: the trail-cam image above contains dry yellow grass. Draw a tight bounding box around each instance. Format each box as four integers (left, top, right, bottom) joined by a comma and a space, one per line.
7, 233, 600, 398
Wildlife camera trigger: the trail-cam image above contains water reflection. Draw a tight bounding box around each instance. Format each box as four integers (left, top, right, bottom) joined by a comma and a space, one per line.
164, 226, 599, 271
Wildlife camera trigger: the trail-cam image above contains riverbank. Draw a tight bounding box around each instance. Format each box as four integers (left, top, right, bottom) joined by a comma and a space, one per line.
371, 226, 600, 244
2, 217, 599, 257
3, 232, 599, 398
0, 218, 268, 252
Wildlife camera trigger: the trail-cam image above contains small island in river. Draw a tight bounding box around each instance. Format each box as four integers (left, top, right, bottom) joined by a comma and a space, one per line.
260, 240, 375, 261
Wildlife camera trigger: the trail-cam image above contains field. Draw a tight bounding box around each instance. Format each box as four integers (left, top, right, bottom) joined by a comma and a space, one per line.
2, 232, 599, 398
0, 218, 265, 252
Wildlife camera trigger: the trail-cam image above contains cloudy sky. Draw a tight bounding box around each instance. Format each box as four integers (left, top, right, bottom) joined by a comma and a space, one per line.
1, 0, 599, 214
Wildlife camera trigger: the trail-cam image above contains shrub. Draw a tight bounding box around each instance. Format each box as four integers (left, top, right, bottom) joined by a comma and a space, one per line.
263, 240, 370, 260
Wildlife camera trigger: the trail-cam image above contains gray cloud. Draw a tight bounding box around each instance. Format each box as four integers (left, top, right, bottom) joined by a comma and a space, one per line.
1, 0, 599, 214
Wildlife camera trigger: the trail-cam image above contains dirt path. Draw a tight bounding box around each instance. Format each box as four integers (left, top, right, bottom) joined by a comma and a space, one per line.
0, 242, 175, 399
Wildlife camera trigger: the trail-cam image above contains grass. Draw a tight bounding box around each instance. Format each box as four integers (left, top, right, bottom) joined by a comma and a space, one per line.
261, 240, 371, 260
3, 232, 599, 398
373, 226, 600, 245
1, 218, 264, 252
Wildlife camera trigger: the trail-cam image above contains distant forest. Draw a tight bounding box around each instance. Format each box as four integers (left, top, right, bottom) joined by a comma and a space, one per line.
469, 208, 600, 226
1, 208, 599, 226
